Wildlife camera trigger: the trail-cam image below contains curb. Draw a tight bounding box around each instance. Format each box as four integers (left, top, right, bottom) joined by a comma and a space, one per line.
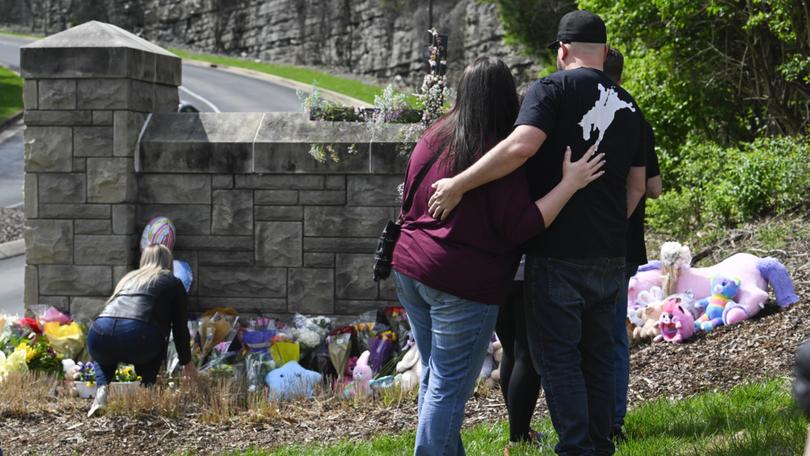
182, 59, 374, 108
0, 238, 24, 260
0, 111, 23, 133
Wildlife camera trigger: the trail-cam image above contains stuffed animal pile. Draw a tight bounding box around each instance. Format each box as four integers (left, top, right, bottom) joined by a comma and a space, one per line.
628, 242, 799, 344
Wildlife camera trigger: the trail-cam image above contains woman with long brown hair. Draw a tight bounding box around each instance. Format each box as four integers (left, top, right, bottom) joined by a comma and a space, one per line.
391, 56, 604, 455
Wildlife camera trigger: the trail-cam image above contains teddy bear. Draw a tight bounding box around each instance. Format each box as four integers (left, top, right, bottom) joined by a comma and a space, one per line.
629, 286, 665, 342
694, 275, 741, 332
658, 294, 696, 343
395, 342, 421, 391
629, 247, 798, 326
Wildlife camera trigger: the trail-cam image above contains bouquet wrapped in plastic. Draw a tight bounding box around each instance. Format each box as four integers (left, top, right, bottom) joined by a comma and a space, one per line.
196, 311, 239, 367
291, 314, 333, 353
270, 332, 300, 368
327, 326, 355, 383
368, 330, 397, 374
0, 348, 28, 381
43, 321, 84, 359
243, 329, 276, 392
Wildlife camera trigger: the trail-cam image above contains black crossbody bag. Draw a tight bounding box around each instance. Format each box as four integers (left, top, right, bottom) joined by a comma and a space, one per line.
372, 147, 444, 281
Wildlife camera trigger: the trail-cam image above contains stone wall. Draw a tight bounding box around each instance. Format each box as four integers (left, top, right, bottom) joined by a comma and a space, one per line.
1, 0, 542, 87
21, 22, 182, 322
22, 21, 407, 322
136, 112, 406, 318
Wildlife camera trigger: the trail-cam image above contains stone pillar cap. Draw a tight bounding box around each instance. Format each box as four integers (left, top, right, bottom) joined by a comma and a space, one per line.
21, 21, 181, 86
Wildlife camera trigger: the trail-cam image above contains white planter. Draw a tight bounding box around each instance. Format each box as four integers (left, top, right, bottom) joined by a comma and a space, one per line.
109, 381, 140, 397
74, 382, 97, 398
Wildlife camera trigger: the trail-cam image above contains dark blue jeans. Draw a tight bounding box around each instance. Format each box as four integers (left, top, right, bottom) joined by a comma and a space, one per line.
524, 256, 625, 456
613, 264, 639, 429
87, 317, 165, 386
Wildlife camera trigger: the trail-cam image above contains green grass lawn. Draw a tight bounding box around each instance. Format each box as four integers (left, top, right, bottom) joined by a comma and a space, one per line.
0, 29, 43, 40
211, 379, 805, 456
170, 48, 387, 105
0, 65, 23, 124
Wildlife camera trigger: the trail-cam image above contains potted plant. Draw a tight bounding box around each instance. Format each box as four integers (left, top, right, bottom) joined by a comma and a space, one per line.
72, 361, 97, 398
110, 365, 141, 396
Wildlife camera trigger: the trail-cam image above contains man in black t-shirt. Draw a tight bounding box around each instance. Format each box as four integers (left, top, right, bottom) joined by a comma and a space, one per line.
427, 10, 646, 456
603, 47, 662, 442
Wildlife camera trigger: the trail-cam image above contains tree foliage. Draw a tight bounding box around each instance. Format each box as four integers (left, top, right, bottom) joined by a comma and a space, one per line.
484, 0, 576, 58
578, 0, 809, 150
492, 0, 809, 157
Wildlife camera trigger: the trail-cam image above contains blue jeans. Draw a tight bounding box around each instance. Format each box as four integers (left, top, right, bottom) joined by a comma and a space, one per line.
394, 272, 499, 456
524, 256, 625, 456
87, 317, 165, 386
613, 264, 638, 429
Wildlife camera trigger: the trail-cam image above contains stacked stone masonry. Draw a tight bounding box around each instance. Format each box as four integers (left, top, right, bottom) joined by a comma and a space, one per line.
22, 22, 406, 323
22, 22, 181, 323
136, 112, 406, 318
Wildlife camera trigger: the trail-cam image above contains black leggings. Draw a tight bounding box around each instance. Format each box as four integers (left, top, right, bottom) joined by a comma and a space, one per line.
496, 281, 542, 442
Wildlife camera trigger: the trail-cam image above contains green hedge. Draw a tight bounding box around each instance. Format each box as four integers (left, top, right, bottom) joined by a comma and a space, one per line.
647, 135, 810, 238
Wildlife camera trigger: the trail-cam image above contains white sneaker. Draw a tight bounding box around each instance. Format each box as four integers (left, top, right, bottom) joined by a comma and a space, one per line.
87, 385, 108, 417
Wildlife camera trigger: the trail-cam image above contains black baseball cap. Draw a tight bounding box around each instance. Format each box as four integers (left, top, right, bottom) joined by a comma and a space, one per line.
548, 10, 607, 50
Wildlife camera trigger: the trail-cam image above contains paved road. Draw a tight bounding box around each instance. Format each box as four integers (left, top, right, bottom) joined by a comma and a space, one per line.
0, 122, 23, 208
0, 255, 23, 316
0, 33, 303, 315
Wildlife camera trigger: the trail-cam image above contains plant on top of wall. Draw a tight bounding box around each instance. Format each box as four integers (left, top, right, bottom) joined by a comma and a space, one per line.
300, 28, 453, 163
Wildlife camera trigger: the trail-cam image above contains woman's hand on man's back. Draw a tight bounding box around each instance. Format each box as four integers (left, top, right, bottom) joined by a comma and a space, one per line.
562, 144, 605, 190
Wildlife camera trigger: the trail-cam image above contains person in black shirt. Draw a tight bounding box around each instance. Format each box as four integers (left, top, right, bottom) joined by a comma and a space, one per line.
602, 47, 662, 442
427, 10, 646, 456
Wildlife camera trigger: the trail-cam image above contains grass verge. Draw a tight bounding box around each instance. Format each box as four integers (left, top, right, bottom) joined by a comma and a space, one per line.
0, 65, 23, 124
170, 48, 387, 105
214, 379, 805, 456
0, 29, 44, 40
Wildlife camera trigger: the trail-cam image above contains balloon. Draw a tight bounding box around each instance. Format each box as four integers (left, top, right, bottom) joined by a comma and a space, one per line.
140, 217, 176, 251
173, 260, 193, 293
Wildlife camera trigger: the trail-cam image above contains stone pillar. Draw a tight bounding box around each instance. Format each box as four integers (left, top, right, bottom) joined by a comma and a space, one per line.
21, 21, 180, 322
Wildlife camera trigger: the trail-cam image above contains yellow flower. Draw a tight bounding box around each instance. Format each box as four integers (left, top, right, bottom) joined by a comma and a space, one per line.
15, 343, 35, 363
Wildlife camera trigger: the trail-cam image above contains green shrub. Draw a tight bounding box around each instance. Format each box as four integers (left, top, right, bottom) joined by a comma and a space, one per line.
647, 135, 810, 236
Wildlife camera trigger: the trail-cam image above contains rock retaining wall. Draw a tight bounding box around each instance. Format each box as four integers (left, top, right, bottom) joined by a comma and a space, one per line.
1, 0, 542, 87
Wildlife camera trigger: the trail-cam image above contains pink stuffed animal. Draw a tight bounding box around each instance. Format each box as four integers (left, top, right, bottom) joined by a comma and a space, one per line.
658, 295, 695, 343
630, 252, 798, 326
349, 351, 373, 398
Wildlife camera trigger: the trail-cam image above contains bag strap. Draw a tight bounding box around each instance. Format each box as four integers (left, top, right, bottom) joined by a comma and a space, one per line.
400, 143, 445, 217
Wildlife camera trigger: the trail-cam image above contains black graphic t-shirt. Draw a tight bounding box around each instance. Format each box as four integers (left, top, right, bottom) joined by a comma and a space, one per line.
626, 118, 660, 265
515, 67, 645, 258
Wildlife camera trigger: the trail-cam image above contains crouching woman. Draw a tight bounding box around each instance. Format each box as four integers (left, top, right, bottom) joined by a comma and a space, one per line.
86, 243, 197, 416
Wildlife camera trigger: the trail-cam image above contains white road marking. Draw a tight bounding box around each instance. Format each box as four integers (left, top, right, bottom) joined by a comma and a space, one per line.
179, 85, 221, 112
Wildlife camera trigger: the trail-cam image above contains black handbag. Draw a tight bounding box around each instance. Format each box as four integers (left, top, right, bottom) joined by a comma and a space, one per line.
372, 147, 443, 281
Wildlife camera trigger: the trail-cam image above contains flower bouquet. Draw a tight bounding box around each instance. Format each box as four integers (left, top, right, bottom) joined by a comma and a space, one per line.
243, 328, 276, 392
368, 330, 397, 374
270, 332, 300, 368
0, 348, 27, 381
17, 338, 62, 377
43, 321, 84, 359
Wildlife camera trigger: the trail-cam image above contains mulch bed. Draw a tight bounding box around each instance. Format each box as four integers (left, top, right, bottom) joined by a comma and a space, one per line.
1, 212, 808, 455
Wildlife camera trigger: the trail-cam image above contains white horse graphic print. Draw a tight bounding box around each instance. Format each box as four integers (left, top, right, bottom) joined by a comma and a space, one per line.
578, 83, 636, 148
